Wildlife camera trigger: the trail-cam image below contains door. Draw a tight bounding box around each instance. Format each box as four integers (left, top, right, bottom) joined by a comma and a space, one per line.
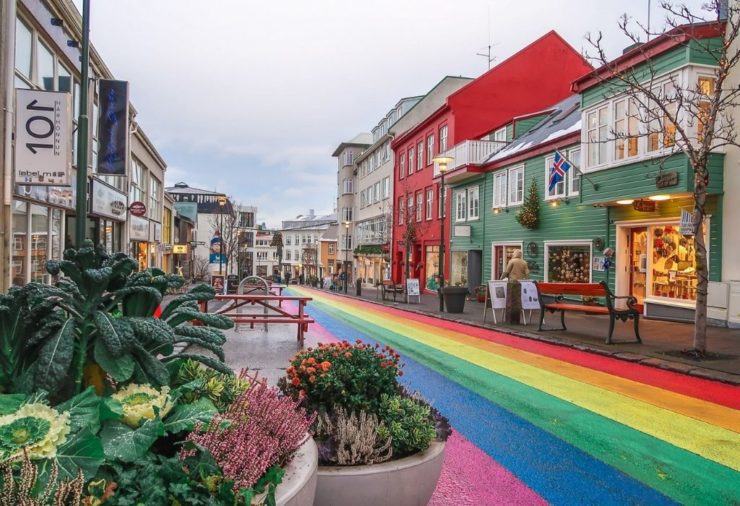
629, 227, 647, 304
492, 243, 522, 280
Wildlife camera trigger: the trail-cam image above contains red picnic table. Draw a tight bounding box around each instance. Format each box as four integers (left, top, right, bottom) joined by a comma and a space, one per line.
200, 294, 314, 344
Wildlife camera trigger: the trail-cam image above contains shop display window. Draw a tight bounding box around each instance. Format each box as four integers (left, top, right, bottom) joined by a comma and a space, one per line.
31, 205, 49, 283
649, 224, 698, 301
12, 202, 28, 286
425, 246, 440, 291
450, 251, 468, 286
546, 243, 591, 283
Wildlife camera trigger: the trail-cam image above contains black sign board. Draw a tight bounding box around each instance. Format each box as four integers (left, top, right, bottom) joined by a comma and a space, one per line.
97, 80, 129, 175
633, 199, 657, 212
227, 275, 239, 294
655, 171, 679, 189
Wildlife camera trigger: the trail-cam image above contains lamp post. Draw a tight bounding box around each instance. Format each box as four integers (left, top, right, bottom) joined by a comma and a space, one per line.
432, 155, 454, 312
74, 0, 91, 248
344, 221, 351, 293
217, 196, 227, 293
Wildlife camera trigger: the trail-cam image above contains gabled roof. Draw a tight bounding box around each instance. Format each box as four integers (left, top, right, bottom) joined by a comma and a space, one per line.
486, 95, 581, 165
165, 182, 225, 196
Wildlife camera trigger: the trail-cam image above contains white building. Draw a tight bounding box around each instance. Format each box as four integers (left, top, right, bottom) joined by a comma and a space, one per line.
254, 229, 279, 279
281, 210, 336, 282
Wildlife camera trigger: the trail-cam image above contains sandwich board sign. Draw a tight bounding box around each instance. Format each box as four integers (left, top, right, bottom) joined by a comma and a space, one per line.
406, 278, 420, 303
520, 281, 540, 311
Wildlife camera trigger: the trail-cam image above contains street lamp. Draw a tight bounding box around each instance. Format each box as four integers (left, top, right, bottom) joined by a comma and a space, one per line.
432, 155, 454, 312
344, 221, 351, 293
217, 196, 227, 293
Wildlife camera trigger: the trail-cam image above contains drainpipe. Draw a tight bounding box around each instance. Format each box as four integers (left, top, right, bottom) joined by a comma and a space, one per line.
0, 0, 17, 291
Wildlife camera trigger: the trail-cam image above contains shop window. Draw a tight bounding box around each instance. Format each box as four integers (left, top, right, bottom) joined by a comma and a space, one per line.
546, 243, 591, 283
425, 246, 440, 291
450, 251, 467, 286
12, 202, 28, 286
15, 17, 33, 80
649, 224, 701, 301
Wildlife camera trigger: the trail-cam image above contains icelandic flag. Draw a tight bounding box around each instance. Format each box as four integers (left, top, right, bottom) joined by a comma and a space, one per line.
548, 150, 572, 192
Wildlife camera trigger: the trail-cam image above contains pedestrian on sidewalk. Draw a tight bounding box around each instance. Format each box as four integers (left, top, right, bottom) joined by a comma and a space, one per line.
502, 250, 530, 281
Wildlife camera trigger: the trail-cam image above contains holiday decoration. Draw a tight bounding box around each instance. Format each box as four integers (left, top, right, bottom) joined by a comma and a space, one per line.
516, 178, 540, 230
548, 246, 590, 283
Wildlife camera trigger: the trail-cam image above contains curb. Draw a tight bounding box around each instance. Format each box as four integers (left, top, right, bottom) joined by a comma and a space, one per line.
304, 288, 740, 387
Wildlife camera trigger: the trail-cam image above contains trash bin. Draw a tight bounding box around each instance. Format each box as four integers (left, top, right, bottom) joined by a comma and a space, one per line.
355, 279, 362, 296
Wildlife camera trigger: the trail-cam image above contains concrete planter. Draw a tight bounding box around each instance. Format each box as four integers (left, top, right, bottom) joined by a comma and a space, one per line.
442, 286, 468, 313
314, 441, 445, 506
274, 437, 318, 506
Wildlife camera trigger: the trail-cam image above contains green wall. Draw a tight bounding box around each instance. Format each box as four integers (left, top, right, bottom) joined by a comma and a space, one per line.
513, 114, 550, 139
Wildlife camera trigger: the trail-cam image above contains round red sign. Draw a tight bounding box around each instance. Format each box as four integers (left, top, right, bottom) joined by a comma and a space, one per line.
129, 201, 147, 217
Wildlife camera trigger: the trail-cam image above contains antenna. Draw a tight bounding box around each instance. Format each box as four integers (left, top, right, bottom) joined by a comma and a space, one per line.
647, 0, 652, 41
476, 4, 496, 70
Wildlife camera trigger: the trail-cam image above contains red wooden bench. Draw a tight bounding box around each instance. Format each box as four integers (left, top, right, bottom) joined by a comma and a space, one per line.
534, 281, 641, 344
199, 294, 314, 345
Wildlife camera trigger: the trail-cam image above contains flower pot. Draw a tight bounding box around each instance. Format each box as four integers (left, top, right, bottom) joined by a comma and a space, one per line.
274, 437, 318, 506
442, 286, 468, 313
314, 441, 445, 506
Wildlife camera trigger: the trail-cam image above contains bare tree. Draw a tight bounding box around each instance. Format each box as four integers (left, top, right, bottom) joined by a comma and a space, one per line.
270, 231, 284, 277
209, 196, 241, 277
584, 1, 739, 354
191, 255, 210, 282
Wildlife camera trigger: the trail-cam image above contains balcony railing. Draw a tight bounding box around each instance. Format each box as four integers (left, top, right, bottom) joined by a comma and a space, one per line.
434, 139, 507, 177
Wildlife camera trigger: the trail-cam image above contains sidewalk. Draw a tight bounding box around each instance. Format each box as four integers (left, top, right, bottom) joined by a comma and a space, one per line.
318, 284, 740, 385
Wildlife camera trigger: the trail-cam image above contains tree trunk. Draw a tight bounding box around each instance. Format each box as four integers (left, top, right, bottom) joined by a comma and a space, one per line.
692, 165, 709, 354
404, 241, 411, 303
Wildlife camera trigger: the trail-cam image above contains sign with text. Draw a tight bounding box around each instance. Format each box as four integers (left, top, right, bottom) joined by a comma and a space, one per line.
172, 244, 188, 254
91, 178, 127, 221
680, 208, 697, 236
655, 171, 679, 189
129, 216, 148, 241
129, 201, 146, 217
520, 281, 540, 311
15, 89, 72, 185
488, 280, 508, 309
406, 278, 420, 296
97, 80, 129, 175
633, 199, 656, 212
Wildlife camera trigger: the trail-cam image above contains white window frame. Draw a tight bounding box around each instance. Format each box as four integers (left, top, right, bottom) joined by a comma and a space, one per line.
407, 196, 414, 225
408, 148, 414, 175
426, 188, 433, 220
417, 141, 424, 170
427, 134, 434, 165
398, 197, 405, 225
491, 241, 524, 280
416, 192, 423, 222
493, 127, 507, 143
492, 171, 507, 208
508, 166, 524, 206
455, 190, 467, 222
399, 154, 405, 179
568, 148, 581, 196
374, 182, 380, 203
545, 149, 580, 200
467, 186, 480, 220
543, 240, 593, 283
439, 125, 448, 152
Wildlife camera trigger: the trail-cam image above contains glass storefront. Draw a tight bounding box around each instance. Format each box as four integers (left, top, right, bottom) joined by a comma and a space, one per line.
450, 251, 468, 286
425, 245, 440, 291
12, 202, 28, 286
546, 243, 591, 283
12, 201, 65, 286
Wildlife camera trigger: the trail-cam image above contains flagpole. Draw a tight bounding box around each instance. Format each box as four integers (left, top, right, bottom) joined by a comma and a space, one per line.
554, 147, 599, 191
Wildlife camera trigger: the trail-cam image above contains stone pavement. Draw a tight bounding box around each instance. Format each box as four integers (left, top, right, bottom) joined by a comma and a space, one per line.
317, 284, 740, 385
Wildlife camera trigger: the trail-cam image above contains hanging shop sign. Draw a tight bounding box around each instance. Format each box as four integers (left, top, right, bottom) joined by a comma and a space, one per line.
172, 244, 188, 254
96, 80, 129, 176
129, 216, 149, 241
655, 171, 679, 189
680, 208, 697, 236
14, 89, 72, 186
633, 199, 656, 212
91, 178, 127, 221
129, 201, 147, 217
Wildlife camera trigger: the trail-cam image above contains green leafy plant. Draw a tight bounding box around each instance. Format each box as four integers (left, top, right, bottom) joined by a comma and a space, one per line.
0, 452, 85, 506
172, 359, 249, 412
11, 241, 233, 401
377, 394, 437, 457
516, 178, 540, 230
315, 407, 392, 465
279, 340, 401, 414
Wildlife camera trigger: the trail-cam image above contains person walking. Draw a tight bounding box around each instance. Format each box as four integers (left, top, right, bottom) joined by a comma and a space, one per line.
502, 250, 530, 281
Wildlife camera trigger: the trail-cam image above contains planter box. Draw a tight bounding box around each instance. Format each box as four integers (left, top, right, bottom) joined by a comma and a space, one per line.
315, 441, 445, 506
275, 437, 318, 506
442, 286, 468, 313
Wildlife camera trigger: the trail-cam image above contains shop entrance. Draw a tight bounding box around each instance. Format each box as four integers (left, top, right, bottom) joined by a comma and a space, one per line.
628, 227, 648, 305
491, 242, 523, 280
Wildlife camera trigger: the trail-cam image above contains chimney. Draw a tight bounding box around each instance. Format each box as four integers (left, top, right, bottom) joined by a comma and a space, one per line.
308, 209, 315, 218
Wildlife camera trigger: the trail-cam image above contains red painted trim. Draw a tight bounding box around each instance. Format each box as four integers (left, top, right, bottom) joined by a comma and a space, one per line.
572, 21, 724, 93
483, 131, 581, 170
391, 105, 449, 149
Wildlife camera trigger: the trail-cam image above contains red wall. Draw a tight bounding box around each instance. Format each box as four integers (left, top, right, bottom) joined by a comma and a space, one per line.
390, 31, 592, 290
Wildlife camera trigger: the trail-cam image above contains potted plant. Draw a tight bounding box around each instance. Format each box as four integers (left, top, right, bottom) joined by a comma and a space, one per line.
279, 340, 450, 506
475, 285, 488, 303
442, 284, 468, 313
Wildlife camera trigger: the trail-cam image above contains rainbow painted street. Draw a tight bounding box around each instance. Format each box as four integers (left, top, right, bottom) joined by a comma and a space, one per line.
291, 287, 740, 505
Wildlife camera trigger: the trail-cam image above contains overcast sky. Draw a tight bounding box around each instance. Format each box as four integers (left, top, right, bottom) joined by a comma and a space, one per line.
76, 0, 709, 228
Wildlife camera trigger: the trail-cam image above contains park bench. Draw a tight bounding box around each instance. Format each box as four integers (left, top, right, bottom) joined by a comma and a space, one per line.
200, 294, 314, 345
381, 280, 405, 302
534, 281, 641, 344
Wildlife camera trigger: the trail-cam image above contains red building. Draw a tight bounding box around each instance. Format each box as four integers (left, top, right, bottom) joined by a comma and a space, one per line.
390, 31, 592, 292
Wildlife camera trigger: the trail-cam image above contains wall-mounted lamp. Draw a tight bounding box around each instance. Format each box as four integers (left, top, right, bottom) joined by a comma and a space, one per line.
550, 199, 560, 208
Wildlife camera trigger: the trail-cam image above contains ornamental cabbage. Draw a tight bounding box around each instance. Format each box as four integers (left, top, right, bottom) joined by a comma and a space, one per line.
112, 384, 173, 428
0, 403, 71, 461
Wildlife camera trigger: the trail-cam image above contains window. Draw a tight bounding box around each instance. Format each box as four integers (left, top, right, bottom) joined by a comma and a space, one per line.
407, 196, 414, 225
344, 150, 354, 166
374, 182, 380, 203
544, 150, 580, 200
439, 125, 448, 152
426, 188, 433, 220
492, 172, 507, 208
130, 158, 146, 204
493, 127, 507, 143
416, 192, 423, 222
586, 106, 608, 167
508, 166, 524, 206
15, 18, 33, 80
382, 177, 390, 199
545, 242, 592, 283
342, 207, 352, 222
613, 98, 638, 160
367, 185, 373, 204
286, 250, 291, 261
328, 243, 335, 254
438, 186, 447, 218
343, 178, 353, 194
455, 190, 467, 222
408, 148, 414, 175
399, 154, 405, 179
149, 176, 162, 221
398, 197, 405, 225
37, 42, 55, 90
417, 141, 424, 170
426, 135, 435, 165
467, 186, 479, 220
360, 190, 366, 208
697, 77, 716, 142
343, 234, 352, 250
